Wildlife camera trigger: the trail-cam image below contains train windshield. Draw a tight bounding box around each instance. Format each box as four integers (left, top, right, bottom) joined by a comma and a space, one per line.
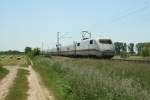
99, 39, 112, 44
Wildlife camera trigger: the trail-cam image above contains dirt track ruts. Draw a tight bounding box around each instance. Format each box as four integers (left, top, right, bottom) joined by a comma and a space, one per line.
0, 66, 18, 100
0, 65, 54, 100
27, 65, 54, 100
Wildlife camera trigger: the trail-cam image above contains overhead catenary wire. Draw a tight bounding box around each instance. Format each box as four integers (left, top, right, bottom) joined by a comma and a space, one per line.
111, 6, 150, 23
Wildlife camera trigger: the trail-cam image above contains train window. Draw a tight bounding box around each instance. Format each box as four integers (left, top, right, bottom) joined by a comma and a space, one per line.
77, 43, 80, 46
99, 39, 112, 44
90, 40, 93, 44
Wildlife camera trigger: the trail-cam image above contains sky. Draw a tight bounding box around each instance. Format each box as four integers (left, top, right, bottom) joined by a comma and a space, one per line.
0, 0, 150, 51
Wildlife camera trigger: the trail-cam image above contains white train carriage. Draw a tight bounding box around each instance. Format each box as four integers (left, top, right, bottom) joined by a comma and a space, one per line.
49, 38, 115, 58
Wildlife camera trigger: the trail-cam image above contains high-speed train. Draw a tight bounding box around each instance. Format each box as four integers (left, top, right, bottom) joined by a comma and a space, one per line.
48, 38, 115, 58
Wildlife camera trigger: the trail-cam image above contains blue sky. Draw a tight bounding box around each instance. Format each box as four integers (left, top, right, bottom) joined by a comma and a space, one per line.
0, 0, 150, 51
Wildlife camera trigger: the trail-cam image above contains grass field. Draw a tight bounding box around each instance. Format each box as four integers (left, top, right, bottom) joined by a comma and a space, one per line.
0, 64, 9, 80
0, 55, 27, 66
32, 56, 150, 100
5, 69, 29, 100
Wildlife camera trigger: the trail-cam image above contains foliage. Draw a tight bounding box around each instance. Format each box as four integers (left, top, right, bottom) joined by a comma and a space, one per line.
122, 43, 127, 52
114, 42, 127, 58
0, 50, 23, 55
114, 42, 124, 55
0, 64, 9, 79
24, 47, 40, 58
120, 51, 128, 58
141, 47, 150, 57
128, 43, 135, 55
25, 47, 32, 55
32, 56, 150, 100
33, 48, 40, 56
136, 43, 150, 57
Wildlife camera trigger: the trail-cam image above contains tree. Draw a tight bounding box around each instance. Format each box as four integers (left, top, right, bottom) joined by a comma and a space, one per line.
120, 43, 128, 58
114, 42, 124, 55
33, 48, 40, 56
25, 47, 32, 55
136, 42, 150, 57
136, 43, 143, 55
128, 43, 134, 55
24, 47, 40, 58
141, 47, 149, 57
122, 43, 127, 52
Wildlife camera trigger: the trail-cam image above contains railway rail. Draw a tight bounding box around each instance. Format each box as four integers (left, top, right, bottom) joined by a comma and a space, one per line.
111, 59, 150, 64
50, 55, 150, 64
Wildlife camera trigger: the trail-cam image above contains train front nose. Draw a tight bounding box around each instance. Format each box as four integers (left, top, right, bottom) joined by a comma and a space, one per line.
98, 44, 115, 58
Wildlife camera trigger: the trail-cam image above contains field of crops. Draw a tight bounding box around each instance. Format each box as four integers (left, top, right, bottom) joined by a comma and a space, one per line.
32, 56, 150, 100
0, 55, 27, 66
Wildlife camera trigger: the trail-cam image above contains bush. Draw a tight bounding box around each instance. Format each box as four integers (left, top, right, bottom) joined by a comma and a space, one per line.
141, 47, 150, 57
24, 47, 40, 59
120, 51, 128, 58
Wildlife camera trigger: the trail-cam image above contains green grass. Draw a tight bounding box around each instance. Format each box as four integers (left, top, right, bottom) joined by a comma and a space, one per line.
0, 64, 9, 80
32, 56, 150, 100
5, 69, 29, 100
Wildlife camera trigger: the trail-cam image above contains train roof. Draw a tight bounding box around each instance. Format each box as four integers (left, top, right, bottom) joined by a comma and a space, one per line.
76, 38, 112, 43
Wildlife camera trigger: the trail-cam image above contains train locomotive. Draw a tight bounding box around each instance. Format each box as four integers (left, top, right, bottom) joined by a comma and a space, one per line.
48, 38, 115, 58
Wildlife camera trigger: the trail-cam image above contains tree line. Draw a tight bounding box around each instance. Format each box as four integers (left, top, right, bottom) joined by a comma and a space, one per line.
0, 50, 23, 55
24, 47, 40, 58
114, 42, 150, 57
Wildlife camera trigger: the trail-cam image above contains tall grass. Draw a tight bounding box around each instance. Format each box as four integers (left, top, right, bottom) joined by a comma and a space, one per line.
32, 56, 150, 100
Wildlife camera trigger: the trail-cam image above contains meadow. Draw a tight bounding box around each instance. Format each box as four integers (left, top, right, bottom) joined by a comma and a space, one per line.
32, 56, 150, 100
0, 55, 27, 66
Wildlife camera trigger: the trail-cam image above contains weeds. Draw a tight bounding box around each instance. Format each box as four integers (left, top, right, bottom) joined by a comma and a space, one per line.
32, 56, 150, 100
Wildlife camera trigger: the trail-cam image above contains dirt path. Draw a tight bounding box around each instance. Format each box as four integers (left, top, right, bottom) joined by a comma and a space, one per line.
0, 66, 18, 100
27, 65, 54, 100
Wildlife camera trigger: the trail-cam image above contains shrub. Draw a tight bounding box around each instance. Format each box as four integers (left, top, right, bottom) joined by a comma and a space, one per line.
120, 51, 128, 58
141, 47, 150, 57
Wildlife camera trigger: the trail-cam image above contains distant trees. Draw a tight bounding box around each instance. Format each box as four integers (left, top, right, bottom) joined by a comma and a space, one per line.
0, 50, 23, 55
114, 42, 123, 55
128, 43, 134, 55
25, 47, 40, 58
136, 43, 150, 57
25, 47, 32, 55
33, 48, 40, 56
114, 42, 150, 57
136, 43, 143, 55
114, 42, 128, 58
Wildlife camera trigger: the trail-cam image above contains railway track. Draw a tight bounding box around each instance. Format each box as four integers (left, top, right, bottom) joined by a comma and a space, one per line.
111, 59, 150, 64
50, 56, 150, 64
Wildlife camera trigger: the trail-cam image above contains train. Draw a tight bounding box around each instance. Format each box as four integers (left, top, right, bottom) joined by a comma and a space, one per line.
46, 38, 115, 58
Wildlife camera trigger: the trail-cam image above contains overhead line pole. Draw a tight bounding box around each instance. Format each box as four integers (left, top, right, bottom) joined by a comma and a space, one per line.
57, 32, 60, 55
